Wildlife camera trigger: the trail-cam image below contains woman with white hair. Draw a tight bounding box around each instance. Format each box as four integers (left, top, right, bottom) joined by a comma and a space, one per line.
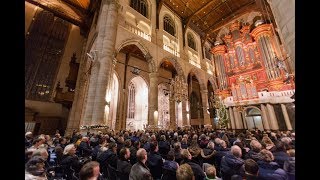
59, 144, 83, 180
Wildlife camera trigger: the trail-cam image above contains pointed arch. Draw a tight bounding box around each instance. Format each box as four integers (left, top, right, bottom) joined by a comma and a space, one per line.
157, 56, 185, 78
116, 38, 156, 72
208, 76, 218, 90
187, 68, 206, 91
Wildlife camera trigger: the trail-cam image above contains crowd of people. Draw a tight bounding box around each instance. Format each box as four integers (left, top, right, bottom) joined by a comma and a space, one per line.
25, 128, 295, 180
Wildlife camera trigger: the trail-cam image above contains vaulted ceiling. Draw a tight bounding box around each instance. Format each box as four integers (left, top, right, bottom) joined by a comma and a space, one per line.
26, 0, 274, 43
162, 0, 273, 44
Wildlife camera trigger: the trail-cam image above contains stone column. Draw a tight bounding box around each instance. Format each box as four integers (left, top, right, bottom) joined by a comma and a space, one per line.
233, 107, 240, 129
148, 72, 158, 126
260, 104, 270, 130
169, 100, 176, 130
240, 111, 247, 129
115, 89, 128, 131
266, 104, 279, 130
91, 0, 119, 125
65, 39, 88, 135
182, 100, 188, 126
229, 107, 236, 130
200, 90, 211, 128
281, 104, 293, 130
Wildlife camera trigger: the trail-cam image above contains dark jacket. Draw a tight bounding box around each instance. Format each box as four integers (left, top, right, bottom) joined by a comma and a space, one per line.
97, 149, 118, 178
158, 140, 170, 159
245, 150, 261, 162
257, 160, 288, 180
117, 159, 132, 180
163, 160, 178, 171
273, 151, 290, 169
283, 157, 295, 180
129, 161, 153, 180
220, 153, 244, 180
183, 160, 206, 180
78, 141, 93, 157
129, 146, 138, 165
147, 151, 163, 179
91, 144, 102, 161
60, 154, 82, 180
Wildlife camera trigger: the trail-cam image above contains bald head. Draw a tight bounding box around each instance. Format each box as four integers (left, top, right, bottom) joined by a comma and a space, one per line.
136, 148, 147, 162
231, 145, 242, 158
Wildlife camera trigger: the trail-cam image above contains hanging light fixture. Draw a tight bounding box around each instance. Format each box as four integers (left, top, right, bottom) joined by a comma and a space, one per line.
169, 76, 188, 103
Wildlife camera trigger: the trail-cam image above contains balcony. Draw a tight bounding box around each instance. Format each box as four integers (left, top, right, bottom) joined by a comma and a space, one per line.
224, 89, 295, 107
163, 44, 180, 57
124, 21, 151, 42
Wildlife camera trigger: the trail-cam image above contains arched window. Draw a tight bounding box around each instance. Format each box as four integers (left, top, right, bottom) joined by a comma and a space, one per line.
163, 15, 175, 37
130, 0, 148, 18
25, 10, 70, 101
128, 82, 136, 118
187, 33, 196, 51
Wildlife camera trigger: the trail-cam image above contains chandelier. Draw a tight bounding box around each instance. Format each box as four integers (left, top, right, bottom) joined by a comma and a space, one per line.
169, 76, 188, 103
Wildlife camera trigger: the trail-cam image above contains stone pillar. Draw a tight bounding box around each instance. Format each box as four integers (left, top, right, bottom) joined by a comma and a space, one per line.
233, 107, 240, 129
116, 89, 128, 131
169, 100, 176, 130
91, 0, 119, 125
201, 90, 211, 128
241, 112, 247, 129
182, 100, 188, 126
65, 39, 88, 135
229, 107, 236, 130
281, 104, 293, 130
266, 104, 279, 130
268, 0, 295, 74
260, 104, 270, 130
148, 72, 158, 126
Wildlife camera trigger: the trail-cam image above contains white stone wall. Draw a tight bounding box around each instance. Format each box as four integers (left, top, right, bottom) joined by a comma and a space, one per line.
269, 0, 295, 73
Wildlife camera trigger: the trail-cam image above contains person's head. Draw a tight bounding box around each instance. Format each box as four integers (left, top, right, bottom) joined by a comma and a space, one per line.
25, 156, 46, 177
205, 165, 216, 179
119, 148, 131, 160
231, 145, 242, 158
134, 140, 141, 149
244, 159, 259, 176
150, 141, 158, 152
108, 142, 117, 153
25, 132, 33, 139
181, 149, 192, 160
220, 140, 227, 148
174, 142, 182, 151
167, 150, 175, 161
63, 144, 77, 155
250, 140, 262, 153
79, 161, 100, 180
160, 135, 166, 141
82, 136, 89, 142
31, 148, 49, 161
124, 139, 132, 148
136, 148, 147, 163
259, 149, 274, 162
176, 163, 195, 180
207, 141, 215, 150
287, 149, 295, 157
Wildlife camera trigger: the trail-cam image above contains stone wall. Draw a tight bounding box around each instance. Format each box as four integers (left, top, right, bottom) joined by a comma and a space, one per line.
269, 0, 295, 73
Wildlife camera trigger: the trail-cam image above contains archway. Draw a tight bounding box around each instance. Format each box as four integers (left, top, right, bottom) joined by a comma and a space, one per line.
188, 72, 203, 129
244, 106, 264, 130
126, 76, 149, 131
104, 72, 119, 130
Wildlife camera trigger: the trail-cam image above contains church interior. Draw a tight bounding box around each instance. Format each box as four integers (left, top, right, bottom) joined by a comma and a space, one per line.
25, 0, 295, 136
